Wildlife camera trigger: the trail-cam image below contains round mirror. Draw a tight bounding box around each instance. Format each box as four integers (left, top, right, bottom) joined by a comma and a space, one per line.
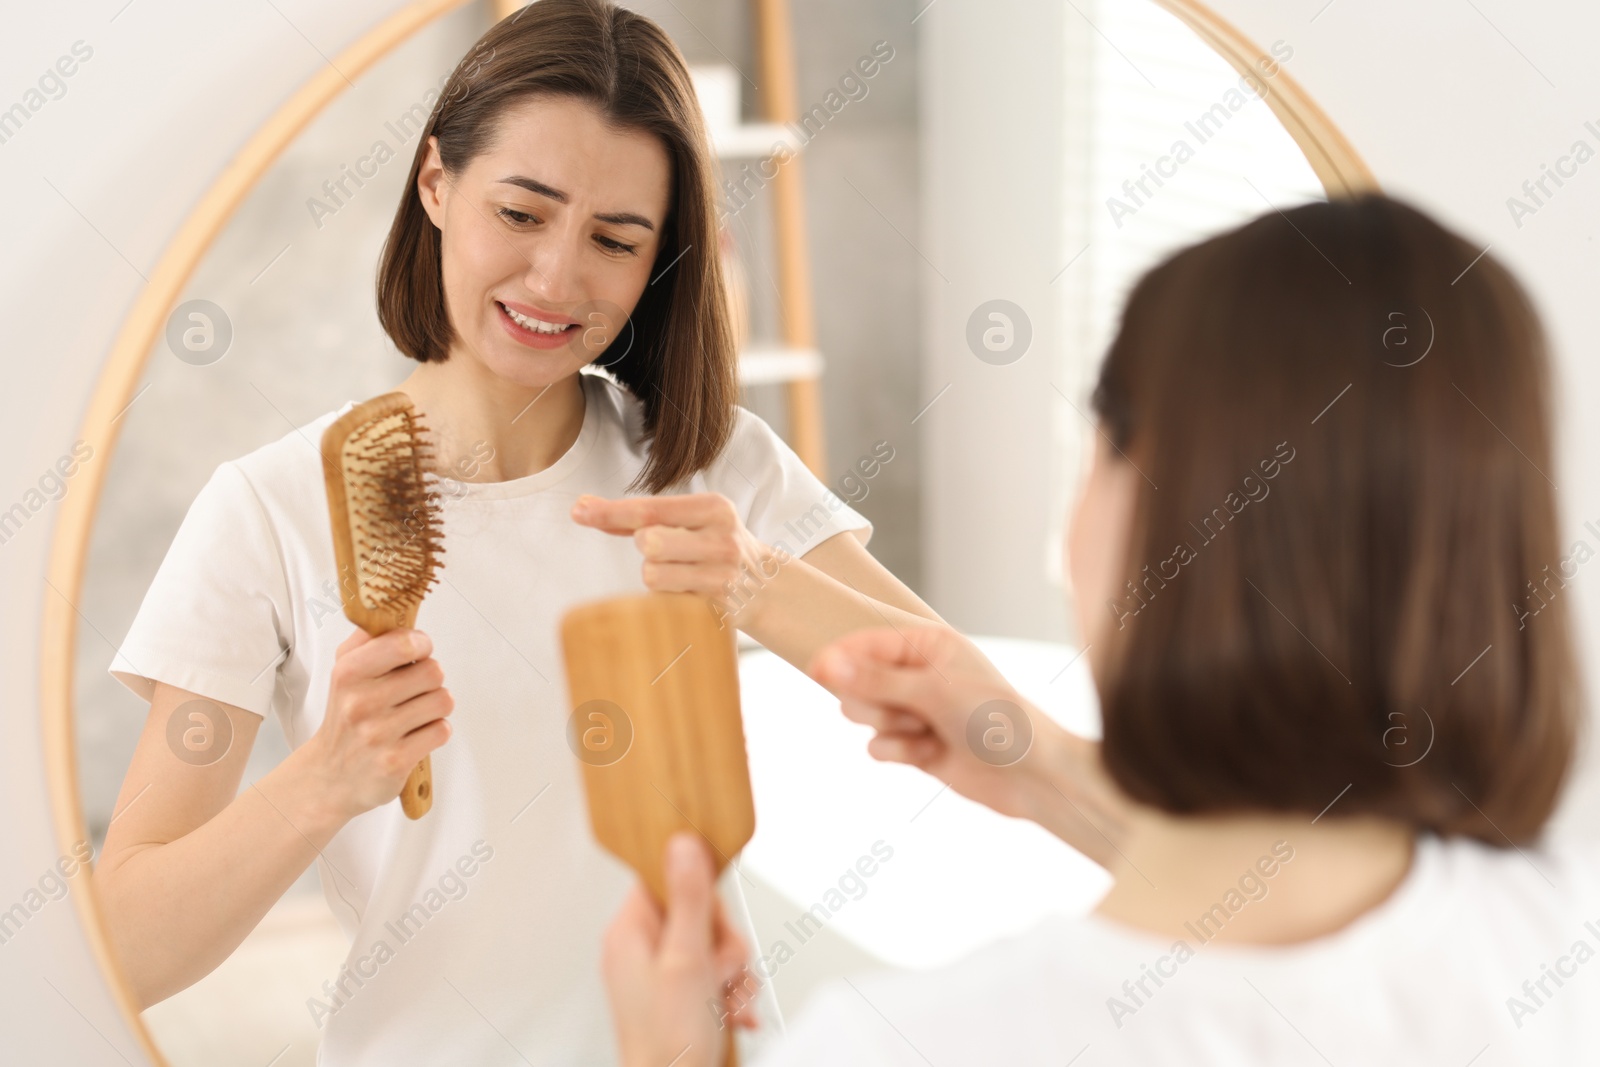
51, 1, 1369, 1064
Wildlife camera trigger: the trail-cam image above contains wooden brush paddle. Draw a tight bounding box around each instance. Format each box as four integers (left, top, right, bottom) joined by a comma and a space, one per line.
320, 391, 446, 819
560, 591, 755, 1065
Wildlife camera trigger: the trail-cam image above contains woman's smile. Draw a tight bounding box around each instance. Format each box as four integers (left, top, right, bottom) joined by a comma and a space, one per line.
496, 298, 581, 349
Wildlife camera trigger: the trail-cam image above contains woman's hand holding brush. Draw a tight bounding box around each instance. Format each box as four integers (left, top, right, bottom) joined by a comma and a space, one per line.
297, 626, 455, 822
602, 833, 759, 1067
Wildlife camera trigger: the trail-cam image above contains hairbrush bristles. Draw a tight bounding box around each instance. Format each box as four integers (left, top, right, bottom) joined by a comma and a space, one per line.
344, 409, 445, 615
321, 393, 447, 635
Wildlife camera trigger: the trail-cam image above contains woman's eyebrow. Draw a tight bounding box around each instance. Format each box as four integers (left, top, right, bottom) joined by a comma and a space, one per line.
593, 210, 654, 231
498, 174, 566, 201
495, 175, 655, 231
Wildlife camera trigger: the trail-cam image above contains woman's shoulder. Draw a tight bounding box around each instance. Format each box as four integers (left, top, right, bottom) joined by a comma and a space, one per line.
762, 835, 1600, 1064
584, 370, 806, 489
580, 369, 650, 452
201, 400, 357, 523
1390, 832, 1600, 918
1430, 829, 1600, 887
583, 368, 766, 457
1417, 831, 1600, 945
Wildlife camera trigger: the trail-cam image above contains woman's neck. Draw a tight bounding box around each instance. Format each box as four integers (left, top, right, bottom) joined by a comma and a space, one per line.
396, 356, 587, 483
1091, 807, 1416, 947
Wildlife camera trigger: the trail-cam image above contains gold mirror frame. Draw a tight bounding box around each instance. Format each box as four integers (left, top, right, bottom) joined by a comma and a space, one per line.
38, 1, 1376, 1062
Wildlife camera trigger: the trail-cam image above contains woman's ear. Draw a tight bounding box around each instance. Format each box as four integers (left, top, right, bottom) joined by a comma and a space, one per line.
416, 135, 447, 230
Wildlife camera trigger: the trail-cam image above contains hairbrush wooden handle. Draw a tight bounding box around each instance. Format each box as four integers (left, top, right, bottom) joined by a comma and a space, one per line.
399, 748, 432, 819
321, 391, 445, 821
559, 591, 753, 1066
394, 598, 433, 821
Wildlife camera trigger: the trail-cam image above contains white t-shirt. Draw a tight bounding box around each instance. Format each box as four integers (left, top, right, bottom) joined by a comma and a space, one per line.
755, 833, 1600, 1065
110, 369, 873, 1066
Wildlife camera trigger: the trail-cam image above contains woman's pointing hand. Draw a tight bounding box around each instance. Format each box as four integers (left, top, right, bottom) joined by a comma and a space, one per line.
572, 492, 786, 627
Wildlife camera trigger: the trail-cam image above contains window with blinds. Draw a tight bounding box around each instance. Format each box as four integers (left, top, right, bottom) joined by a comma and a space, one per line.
1048, 0, 1326, 592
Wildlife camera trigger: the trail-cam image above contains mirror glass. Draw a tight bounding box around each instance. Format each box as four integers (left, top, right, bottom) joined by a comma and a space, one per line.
68, 1, 1331, 1064
1044, 0, 1324, 591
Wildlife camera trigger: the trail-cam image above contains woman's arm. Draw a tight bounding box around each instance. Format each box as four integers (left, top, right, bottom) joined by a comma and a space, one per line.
97, 626, 454, 1007
95, 681, 349, 1008
572, 493, 943, 674
733, 528, 944, 672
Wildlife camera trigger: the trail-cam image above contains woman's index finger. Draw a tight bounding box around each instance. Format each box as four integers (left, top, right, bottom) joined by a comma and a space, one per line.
576, 492, 733, 532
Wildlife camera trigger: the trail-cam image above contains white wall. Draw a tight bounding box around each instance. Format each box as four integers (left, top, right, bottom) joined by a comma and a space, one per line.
919, 0, 1075, 642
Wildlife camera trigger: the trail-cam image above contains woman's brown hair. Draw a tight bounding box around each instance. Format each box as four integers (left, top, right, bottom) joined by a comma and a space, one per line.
1090, 193, 1579, 846
375, 0, 737, 495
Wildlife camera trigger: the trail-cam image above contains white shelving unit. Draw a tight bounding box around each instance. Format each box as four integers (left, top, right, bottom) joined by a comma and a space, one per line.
735, 343, 823, 387
710, 121, 805, 160
690, 0, 829, 476
701, 112, 823, 394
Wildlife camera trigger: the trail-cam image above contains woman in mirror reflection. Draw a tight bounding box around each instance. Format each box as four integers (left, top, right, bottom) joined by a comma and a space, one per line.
99, 1, 941, 1063
602, 193, 1600, 1064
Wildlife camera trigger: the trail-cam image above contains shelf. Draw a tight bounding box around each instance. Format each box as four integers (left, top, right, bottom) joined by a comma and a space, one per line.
711, 122, 804, 160
691, 7, 827, 476
738, 344, 822, 386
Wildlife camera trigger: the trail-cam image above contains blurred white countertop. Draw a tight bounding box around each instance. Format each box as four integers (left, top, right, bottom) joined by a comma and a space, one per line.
736, 635, 1113, 970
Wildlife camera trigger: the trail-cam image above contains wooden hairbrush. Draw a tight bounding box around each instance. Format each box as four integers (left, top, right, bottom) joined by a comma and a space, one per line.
560, 591, 755, 1065
320, 391, 446, 819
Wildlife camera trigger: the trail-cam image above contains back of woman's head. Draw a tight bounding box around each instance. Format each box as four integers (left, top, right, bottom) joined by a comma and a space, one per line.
1090, 192, 1578, 846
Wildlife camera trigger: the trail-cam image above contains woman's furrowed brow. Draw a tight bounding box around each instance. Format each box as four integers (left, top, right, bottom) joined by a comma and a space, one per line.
495, 176, 656, 231
593, 211, 654, 231
497, 174, 566, 201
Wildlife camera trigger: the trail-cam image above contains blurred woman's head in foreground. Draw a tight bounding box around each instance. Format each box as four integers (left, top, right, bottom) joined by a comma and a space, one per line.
1068, 192, 1578, 846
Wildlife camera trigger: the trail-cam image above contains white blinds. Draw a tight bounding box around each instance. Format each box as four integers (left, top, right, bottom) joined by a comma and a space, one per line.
1047, 0, 1326, 590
